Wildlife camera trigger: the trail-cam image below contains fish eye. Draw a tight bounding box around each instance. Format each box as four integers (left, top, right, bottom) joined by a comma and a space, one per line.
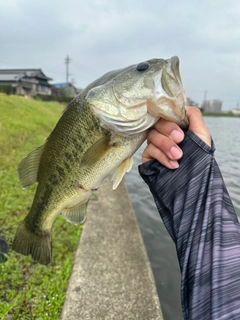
136, 62, 150, 72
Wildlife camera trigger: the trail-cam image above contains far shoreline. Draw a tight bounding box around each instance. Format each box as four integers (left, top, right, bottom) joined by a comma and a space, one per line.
202, 112, 240, 117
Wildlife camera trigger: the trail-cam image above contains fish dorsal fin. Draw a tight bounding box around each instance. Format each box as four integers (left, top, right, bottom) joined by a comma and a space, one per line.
81, 133, 112, 168
17, 145, 44, 188
62, 202, 88, 225
112, 157, 134, 190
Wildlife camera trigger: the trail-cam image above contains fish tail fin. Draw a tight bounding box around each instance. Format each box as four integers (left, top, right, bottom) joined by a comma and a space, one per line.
12, 221, 52, 265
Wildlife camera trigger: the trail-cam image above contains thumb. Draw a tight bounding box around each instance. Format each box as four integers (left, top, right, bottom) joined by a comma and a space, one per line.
186, 106, 211, 146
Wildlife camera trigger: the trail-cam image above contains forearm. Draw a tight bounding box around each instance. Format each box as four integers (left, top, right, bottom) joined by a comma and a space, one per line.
139, 131, 240, 320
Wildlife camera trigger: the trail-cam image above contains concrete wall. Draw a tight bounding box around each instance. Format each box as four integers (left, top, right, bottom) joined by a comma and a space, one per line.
61, 177, 163, 320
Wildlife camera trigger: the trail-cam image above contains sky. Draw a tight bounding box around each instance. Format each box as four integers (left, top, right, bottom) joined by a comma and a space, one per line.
0, 0, 239, 110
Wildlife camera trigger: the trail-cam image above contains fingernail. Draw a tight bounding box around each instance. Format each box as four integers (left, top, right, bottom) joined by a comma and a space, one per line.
170, 146, 183, 159
169, 160, 179, 169
171, 130, 184, 143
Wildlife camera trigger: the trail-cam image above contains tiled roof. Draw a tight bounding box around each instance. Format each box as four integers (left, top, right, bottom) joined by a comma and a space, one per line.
0, 69, 52, 81
0, 74, 22, 81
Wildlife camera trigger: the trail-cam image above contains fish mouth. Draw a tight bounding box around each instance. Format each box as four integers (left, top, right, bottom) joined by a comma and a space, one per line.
149, 56, 189, 130
162, 56, 182, 97
176, 108, 189, 129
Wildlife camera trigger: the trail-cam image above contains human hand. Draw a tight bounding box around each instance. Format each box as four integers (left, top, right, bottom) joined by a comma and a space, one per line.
142, 106, 211, 169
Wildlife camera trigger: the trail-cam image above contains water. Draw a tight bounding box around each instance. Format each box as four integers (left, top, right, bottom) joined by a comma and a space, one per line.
125, 117, 240, 320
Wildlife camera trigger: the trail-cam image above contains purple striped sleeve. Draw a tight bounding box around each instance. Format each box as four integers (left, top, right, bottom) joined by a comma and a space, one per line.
139, 131, 240, 320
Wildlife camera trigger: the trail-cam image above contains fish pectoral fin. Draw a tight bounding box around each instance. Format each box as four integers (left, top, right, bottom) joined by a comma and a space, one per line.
17, 145, 44, 188
81, 133, 113, 168
112, 157, 134, 190
62, 202, 89, 225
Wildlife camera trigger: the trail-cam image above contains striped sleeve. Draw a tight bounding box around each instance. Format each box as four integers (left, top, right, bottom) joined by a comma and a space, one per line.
139, 131, 240, 320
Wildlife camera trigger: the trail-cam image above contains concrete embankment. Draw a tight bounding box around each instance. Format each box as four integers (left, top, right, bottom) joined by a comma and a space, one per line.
61, 177, 163, 320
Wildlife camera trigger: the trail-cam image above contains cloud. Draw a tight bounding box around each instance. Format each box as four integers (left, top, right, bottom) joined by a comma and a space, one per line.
0, 0, 239, 109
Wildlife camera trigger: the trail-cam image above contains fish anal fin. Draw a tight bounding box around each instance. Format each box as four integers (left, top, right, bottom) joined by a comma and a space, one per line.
112, 157, 134, 190
12, 221, 52, 265
62, 201, 89, 225
17, 145, 44, 188
81, 134, 113, 168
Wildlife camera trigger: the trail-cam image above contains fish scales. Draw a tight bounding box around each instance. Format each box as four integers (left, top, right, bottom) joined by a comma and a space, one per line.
27, 101, 103, 225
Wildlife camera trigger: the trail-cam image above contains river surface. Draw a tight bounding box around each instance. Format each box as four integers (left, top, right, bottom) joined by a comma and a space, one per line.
125, 117, 240, 320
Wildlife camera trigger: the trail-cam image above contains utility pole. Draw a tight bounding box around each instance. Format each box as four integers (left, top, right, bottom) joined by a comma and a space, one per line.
64, 55, 71, 84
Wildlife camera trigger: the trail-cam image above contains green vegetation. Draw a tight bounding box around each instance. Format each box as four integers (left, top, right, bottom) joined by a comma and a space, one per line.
33, 94, 73, 104
0, 94, 83, 319
0, 85, 13, 95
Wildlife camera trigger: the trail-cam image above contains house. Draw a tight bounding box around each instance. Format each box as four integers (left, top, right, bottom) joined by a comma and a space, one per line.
0, 69, 52, 96
52, 83, 80, 98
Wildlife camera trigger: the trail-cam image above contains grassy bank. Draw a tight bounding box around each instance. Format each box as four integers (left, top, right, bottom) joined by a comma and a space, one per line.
0, 94, 83, 319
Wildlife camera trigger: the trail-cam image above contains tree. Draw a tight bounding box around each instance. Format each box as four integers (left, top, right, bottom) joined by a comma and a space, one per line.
186, 97, 199, 108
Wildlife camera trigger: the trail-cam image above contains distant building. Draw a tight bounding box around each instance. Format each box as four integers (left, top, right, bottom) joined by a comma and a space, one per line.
0, 69, 52, 96
232, 108, 240, 116
201, 99, 222, 112
52, 83, 80, 98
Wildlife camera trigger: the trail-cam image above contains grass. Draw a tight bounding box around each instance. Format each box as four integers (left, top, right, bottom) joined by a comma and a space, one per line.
0, 94, 83, 319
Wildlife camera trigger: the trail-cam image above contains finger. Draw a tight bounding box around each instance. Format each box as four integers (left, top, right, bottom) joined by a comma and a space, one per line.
142, 143, 180, 169
153, 119, 184, 144
147, 128, 183, 160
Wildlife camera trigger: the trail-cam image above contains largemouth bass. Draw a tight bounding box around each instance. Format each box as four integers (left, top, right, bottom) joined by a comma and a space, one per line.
13, 56, 188, 265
